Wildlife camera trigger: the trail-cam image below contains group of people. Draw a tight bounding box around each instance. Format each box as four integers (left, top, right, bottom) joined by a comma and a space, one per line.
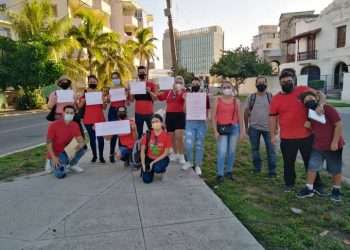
46, 67, 345, 201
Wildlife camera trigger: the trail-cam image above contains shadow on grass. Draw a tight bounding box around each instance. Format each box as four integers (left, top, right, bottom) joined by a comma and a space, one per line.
202, 130, 350, 250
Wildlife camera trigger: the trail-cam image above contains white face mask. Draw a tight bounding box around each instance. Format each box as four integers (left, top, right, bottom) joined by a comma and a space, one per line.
112, 79, 121, 85
223, 89, 233, 96
64, 113, 74, 122
175, 83, 183, 91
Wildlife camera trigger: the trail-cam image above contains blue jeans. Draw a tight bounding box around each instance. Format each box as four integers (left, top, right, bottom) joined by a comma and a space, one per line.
185, 120, 207, 167
108, 107, 119, 156
248, 127, 276, 174
216, 124, 240, 177
135, 113, 152, 139
119, 146, 132, 162
85, 124, 104, 159
51, 148, 86, 179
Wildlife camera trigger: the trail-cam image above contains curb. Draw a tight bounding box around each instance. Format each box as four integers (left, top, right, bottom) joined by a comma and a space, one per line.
0, 143, 45, 158
0, 109, 47, 118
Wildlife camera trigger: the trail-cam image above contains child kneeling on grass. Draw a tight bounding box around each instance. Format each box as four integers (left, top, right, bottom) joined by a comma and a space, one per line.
140, 114, 172, 183
297, 91, 345, 202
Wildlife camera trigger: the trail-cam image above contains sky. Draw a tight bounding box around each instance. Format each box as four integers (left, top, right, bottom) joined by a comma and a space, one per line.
137, 0, 334, 69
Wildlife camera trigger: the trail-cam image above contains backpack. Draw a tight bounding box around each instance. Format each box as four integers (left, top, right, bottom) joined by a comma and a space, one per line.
248, 92, 273, 112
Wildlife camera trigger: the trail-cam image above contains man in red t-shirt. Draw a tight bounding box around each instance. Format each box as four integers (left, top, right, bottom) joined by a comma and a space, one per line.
47, 105, 87, 179
269, 71, 324, 194
130, 66, 158, 139
297, 92, 344, 202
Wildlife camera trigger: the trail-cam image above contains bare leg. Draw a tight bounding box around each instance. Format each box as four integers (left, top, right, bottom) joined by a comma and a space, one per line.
307, 171, 317, 185
175, 129, 185, 154
333, 174, 342, 186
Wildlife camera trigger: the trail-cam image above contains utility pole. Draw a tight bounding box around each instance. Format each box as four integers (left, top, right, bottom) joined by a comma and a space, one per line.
164, 0, 177, 73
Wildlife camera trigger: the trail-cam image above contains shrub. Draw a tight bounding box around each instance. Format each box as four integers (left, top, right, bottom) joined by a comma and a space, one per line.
15, 88, 46, 110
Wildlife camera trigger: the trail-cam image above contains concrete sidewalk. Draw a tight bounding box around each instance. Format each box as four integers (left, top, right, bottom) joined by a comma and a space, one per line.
0, 152, 263, 250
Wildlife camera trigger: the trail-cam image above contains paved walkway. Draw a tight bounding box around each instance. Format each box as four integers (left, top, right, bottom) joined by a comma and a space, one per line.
0, 150, 263, 250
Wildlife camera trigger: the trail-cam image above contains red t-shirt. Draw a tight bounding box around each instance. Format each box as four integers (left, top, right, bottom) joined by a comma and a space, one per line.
119, 120, 136, 149
158, 90, 185, 113
134, 81, 156, 115
81, 96, 105, 125
311, 105, 345, 151
270, 86, 311, 139
47, 119, 81, 158
216, 97, 239, 125
141, 130, 172, 160
111, 100, 126, 108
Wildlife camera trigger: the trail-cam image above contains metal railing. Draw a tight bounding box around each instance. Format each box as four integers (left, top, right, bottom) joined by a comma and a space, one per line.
286, 54, 295, 63
297, 50, 318, 61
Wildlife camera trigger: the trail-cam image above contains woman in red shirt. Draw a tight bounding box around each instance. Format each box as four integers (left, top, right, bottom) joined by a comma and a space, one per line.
158, 76, 186, 164
212, 81, 245, 184
141, 114, 172, 183
107, 71, 129, 163
77, 75, 107, 163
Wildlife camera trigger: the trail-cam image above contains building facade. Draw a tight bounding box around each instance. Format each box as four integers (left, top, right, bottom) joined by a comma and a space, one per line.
163, 26, 224, 75
251, 25, 281, 74
279, 0, 350, 100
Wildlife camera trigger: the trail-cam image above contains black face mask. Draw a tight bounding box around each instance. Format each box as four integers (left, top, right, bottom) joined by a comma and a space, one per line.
118, 113, 127, 119
59, 81, 71, 90
305, 100, 318, 110
138, 74, 147, 80
256, 84, 267, 92
88, 84, 97, 89
281, 83, 294, 93
192, 85, 200, 92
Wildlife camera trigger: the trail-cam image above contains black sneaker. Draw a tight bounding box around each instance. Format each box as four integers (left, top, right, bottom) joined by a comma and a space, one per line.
225, 173, 235, 181
124, 160, 130, 168
297, 186, 314, 198
314, 186, 328, 197
110, 155, 115, 163
330, 188, 342, 202
284, 185, 294, 193
91, 157, 97, 163
216, 176, 224, 184
99, 158, 106, 164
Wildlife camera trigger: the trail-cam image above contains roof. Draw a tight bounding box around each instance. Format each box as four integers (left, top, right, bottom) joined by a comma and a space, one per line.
282, 28, 321, 43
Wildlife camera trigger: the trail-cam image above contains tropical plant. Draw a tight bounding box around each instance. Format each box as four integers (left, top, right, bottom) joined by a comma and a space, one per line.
210, 46, 272, 95
130, 27, 157, 70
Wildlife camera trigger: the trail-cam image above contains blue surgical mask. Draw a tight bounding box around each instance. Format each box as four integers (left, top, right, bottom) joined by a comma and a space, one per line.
64, 114, 74, 122
112, 79, 121, 85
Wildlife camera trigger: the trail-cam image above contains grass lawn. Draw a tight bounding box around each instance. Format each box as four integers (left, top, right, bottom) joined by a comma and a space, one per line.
328, 100, 350, 108
0, 146, 46, 182
202, 130, 350, 250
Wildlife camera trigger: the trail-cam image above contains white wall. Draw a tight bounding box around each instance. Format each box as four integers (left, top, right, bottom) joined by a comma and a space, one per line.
239, 76, 280, 96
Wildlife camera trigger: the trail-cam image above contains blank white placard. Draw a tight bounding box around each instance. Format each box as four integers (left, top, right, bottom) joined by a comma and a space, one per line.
95, 120, 131, 136
56, 90, 74, 103
186, 93, 207, 120
129, 81, 146, 95
85, 92, 103, 105
159, 77, 174, 90
109, 88, 126, 102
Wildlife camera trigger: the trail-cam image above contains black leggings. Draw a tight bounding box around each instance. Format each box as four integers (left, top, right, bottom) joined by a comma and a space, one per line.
85, 124, 104, 159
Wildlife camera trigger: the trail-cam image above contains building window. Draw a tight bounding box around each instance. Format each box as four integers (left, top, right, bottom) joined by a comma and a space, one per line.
337, 25, 346, 48
266, 43, 272, 49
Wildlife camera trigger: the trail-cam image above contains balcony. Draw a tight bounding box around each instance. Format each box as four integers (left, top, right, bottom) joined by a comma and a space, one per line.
286, 54, 295, 63
124, 15, 138, 32
297, 50, 318, 61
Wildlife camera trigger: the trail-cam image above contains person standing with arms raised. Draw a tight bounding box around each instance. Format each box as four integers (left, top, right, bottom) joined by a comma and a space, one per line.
130, 66, 158, 138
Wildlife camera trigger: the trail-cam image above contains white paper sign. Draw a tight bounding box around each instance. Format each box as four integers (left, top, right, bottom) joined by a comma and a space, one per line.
95, 120, 131, 136
308, 109, 326, 124
109, 88, 126, 102
56, 90, 74, 103
85, 92, 103, 105
159, 77, 174, 90
186, 93, 207, 120
297, 75, 308, 86
129, 81, 146, 95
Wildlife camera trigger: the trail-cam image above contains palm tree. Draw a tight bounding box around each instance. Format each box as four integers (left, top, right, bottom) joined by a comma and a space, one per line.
69, 8, 119, 75
130, 27, 157, 70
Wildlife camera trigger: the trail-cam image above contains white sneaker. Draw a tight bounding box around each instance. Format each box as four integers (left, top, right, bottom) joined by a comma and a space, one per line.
169, 154, 177, 162
178, 154, 186, 165
182, 162, 193, 171
70, 165, 84, 173
45, 160, 52, 173
195, 166, 202, 176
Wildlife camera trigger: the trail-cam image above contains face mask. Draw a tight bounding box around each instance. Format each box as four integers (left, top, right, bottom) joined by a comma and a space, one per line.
281, 83, 294, 93
152, 122, 162, 131
88, 84, 97, 89
223, 88, 233, 96
305, 100, 318, 110
175, 84, 183, 91
59, 81, 71, 90
112, 79, 121, 85
118, 113, 127, 119
64, 113, 74, 122
138, 73, 146, 80
192, 85, 200, 92
256, 84, 267, 92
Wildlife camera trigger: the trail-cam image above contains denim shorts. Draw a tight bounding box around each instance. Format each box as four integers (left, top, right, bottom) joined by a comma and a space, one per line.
309, 149, 343, 175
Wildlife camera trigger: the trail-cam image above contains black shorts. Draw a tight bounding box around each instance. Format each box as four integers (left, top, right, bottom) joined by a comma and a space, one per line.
165, 112, 186, 132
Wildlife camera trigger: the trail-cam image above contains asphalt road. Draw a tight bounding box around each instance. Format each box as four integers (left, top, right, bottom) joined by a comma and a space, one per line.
0, 112, 48, 156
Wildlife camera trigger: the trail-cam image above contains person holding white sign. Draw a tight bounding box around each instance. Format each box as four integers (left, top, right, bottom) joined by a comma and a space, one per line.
129, 66, 158, 138
212, 81, 246, 184
107, 71, 129, 163
158, 75, 186, 164
78, 75, 107, 163
182, 77, 210, 176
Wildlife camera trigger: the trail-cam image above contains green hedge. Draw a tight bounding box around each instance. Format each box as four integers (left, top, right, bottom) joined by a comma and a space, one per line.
308, 80, 325, 90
